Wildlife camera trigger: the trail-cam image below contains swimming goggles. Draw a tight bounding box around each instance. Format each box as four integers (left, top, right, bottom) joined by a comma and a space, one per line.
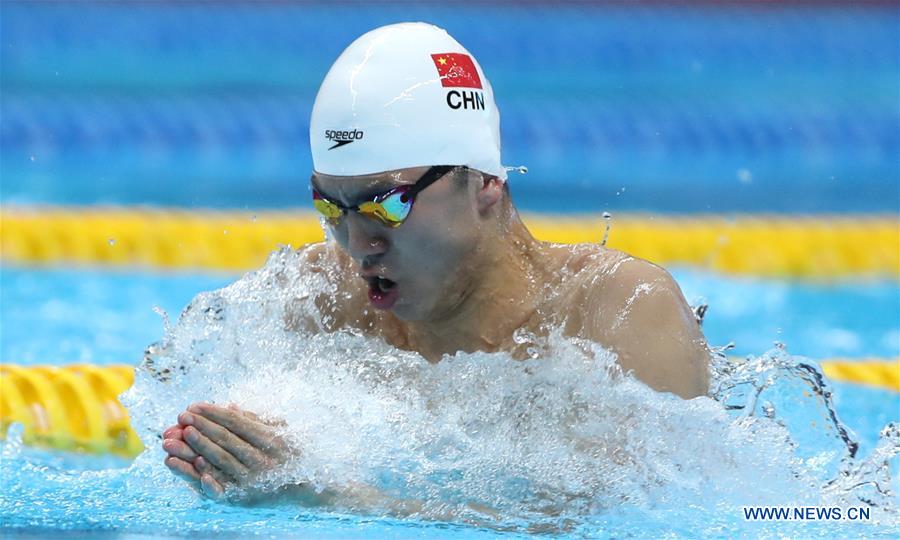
312, 165, 458, 228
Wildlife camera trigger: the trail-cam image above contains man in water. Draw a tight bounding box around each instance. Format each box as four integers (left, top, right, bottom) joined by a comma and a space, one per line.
161, 22, 709, 500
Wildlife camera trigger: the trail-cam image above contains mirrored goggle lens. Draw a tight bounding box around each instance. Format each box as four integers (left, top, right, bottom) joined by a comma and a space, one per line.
357, 202, 400, 227
312, 193, 343, 221
359, 190, 413, 227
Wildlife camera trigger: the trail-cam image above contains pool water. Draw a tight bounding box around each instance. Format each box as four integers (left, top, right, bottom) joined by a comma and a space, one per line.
1, 261, 897, 538
2, 1, 897, 537
3, 2, 898, 213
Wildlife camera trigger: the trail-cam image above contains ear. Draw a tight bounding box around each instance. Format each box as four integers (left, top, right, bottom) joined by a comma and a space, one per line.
475, 175, 504, 212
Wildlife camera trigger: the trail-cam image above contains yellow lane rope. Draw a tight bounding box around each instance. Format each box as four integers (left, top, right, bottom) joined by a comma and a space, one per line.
2, 207, 897, 278
0, 364, 143, 457
0, 359, 896, 457
820, 359, 900, 393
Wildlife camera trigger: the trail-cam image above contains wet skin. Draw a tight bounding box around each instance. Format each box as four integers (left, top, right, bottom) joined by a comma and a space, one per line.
164, 166, 710, 500
163, 403, 289, 498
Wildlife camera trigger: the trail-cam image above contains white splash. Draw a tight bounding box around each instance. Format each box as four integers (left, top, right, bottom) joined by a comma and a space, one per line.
122, 246, 898, 530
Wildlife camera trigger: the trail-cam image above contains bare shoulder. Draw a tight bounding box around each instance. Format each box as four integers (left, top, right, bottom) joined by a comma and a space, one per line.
554, 245, 671, 309
284, 242, 374, 331
295, 241, 346, 276
591, 248, 683, 307
570, 245, 709, 399
294, 241, 363, 292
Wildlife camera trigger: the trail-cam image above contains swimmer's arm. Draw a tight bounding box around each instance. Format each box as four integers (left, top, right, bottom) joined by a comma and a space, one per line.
591, 259, 709, 399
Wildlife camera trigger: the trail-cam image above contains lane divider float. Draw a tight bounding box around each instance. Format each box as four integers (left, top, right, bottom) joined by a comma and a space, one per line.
2, 207, 897, 279
0, 359, 896, 457
0, 364, 143, 457
820, 359, 900, 393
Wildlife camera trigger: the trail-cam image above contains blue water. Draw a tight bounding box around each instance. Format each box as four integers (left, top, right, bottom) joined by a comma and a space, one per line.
2, 2, 898, 212
1, 264, 898, 538
1, 265, 896, 452
1, 1, 898, 537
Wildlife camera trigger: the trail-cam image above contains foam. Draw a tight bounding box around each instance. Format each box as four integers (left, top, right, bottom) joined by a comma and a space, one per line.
123, 245, 898, 529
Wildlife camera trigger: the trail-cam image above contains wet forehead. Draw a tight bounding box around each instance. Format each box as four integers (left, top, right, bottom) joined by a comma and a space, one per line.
310, 167, 429, 205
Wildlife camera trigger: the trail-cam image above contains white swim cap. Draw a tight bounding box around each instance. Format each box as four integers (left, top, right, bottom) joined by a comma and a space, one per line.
310, 22, 506, 180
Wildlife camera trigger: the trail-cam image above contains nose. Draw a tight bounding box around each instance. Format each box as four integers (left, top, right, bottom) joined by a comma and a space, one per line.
344, 212, 388, 263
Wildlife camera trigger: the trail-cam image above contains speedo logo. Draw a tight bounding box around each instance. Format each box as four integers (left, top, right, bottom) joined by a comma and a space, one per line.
325, 129, 364, 150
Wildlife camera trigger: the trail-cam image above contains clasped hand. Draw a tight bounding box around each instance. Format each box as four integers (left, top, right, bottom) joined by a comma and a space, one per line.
162, 402, 289, 499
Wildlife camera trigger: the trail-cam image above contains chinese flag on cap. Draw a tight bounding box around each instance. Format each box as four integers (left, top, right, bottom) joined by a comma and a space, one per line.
430, 53, 482, 89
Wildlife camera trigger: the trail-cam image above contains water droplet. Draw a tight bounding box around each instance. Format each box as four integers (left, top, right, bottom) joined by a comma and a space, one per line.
512, 328, 530, 345
600, 212, 612, 246
108, 238, 116, 246
737, 168, 753, 184
29, 155, 35, 162
223, 230, 229, 235
762, 400, 776, 419
152, 306, 170, 331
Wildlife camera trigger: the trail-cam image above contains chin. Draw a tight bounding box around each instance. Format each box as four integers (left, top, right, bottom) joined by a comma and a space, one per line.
390, 302, 424, 322
389, 294, 437, 322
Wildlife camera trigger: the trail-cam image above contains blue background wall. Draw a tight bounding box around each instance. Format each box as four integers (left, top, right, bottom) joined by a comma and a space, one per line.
2, 1, 898, 212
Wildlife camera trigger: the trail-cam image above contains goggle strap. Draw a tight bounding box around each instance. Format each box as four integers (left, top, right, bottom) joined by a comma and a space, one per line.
408, 165, 458, 198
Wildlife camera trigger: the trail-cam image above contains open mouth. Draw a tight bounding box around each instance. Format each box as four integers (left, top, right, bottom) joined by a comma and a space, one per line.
364, 275, 400, 309
365, 275, 397, 293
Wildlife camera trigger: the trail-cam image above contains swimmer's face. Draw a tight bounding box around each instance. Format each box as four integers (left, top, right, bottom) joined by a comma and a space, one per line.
311, 166, 490, 321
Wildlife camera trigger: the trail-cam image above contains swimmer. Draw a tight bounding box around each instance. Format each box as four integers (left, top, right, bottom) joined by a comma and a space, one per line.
162, 22, 710, 503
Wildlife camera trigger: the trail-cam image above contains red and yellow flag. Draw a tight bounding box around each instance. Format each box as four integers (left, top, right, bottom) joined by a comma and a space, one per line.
430, 53, 482, 89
